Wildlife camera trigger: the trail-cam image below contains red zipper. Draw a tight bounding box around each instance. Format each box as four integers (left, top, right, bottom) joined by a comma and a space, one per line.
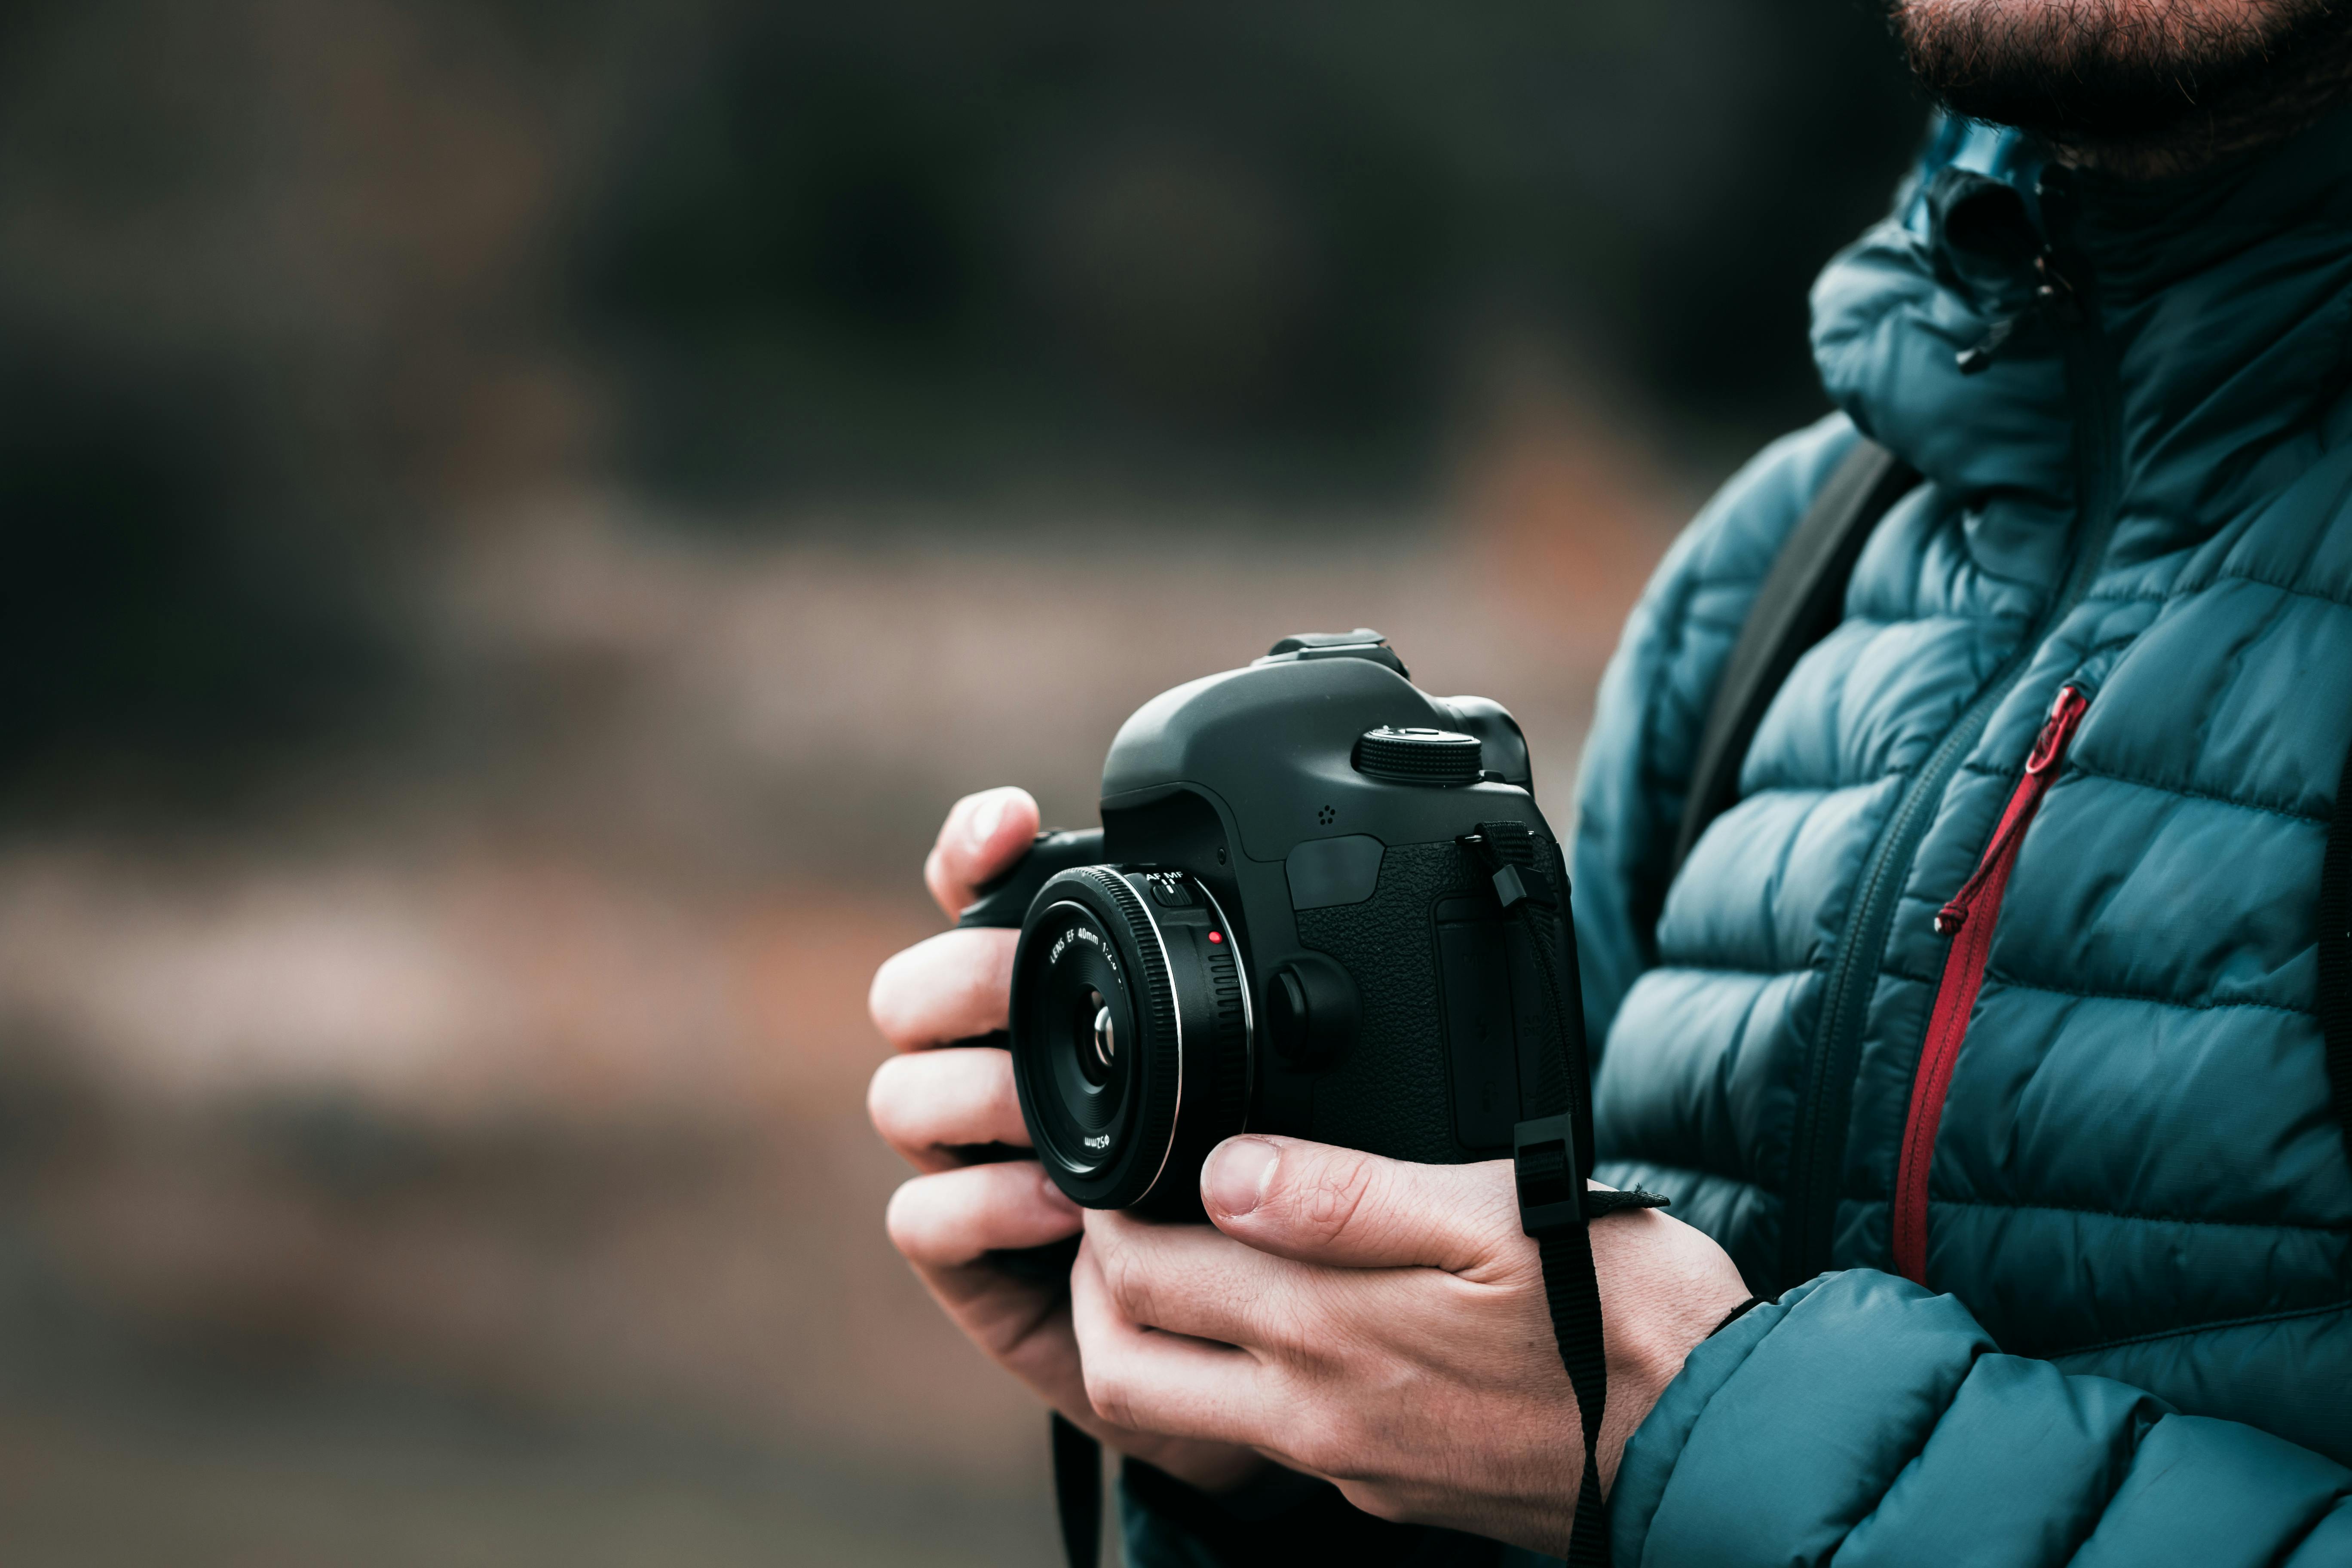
1891, 683, 2089, 1286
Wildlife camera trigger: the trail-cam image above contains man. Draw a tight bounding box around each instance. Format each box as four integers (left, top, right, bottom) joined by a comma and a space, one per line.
869, 1, 2352, 1560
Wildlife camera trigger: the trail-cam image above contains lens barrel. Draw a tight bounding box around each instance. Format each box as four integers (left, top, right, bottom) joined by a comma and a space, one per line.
1009, 867, 1250, 1210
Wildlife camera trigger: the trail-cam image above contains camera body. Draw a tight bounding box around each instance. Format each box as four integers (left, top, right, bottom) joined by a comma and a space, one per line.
964, 631, 1588, 1216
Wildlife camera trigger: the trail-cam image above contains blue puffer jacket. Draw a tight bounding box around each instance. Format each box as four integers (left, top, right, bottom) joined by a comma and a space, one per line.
1125, 113, 2352, 1566
1583, 113, 2352, 1562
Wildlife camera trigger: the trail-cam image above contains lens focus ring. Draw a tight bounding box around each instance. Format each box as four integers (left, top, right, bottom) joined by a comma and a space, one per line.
1200, 933, 1247, 1133
1072, 867, 1181, 1195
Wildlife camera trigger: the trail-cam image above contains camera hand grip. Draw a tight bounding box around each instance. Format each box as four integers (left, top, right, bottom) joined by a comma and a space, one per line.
956, 828, 1105, 928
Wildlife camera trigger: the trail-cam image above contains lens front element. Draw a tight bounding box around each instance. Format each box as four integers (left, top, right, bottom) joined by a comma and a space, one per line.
1030, 901, 1142, 1170
1087, 994, 1116, 1076
1010, 867, 1249, 1211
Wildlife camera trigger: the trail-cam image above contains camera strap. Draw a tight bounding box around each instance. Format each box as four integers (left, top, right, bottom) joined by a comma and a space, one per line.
1050, 1411, 1104, 1568
1468, 821, 1668, 1568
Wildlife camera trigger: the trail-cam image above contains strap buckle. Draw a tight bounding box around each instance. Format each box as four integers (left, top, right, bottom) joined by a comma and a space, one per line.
1491, 861, 1558, 910
1459, 829, 1560, 911
1513, 1115, 1584, 1236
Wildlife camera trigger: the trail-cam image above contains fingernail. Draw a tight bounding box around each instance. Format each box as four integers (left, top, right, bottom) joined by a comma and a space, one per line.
967, 791, 1008, 856
1205, 1137, 1278, 1217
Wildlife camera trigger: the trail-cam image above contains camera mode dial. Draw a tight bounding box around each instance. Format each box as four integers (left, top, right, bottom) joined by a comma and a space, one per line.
1353, 726, 1483, 787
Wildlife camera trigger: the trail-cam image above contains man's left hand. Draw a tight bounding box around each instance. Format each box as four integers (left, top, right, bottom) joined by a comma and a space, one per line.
1072, 1135, 1751, 1556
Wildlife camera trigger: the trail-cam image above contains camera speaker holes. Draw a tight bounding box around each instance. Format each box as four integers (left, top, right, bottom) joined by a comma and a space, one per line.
1317, 805, 1336, 826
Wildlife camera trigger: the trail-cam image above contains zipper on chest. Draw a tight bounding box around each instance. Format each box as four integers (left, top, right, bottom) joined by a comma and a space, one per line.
1891, 683, 2089, 1283
1773, 166, 2122, 1293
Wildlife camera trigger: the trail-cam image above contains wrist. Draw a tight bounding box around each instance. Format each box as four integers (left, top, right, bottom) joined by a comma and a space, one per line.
1596, 1239, 1752, 1490
1616, 1277, 1749, 1403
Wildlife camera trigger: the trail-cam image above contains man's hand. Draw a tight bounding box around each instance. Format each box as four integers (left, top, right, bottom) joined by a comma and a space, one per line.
1072, 1134, 1750, 1553
867, 787, 1265, 1492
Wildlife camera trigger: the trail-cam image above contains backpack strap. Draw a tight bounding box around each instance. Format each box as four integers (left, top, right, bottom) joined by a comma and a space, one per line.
2316, 735, 2352, 1177
1670, 438, 1919, 877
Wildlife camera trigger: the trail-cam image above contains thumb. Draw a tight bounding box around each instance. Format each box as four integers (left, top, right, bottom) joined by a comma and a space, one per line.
1198, 1135, 1514, 1272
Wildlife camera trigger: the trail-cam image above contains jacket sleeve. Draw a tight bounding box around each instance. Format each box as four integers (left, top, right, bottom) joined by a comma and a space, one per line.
1613, 1271, 2352, 1568
1570, 412, 1860, 1055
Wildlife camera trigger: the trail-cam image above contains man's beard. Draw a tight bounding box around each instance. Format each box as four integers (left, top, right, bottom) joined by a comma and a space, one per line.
1893, 0, 2352, 172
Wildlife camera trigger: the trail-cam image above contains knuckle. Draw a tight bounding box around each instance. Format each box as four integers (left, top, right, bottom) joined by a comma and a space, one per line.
1258, 1289, 1323, 1361
1083, 1363, 1136, 1430
1325, 1409, 1376, 1473
1289, 1149, 1380, 1244
1289, 1421, 1351, 1480
1098, 1237, 1155, 1322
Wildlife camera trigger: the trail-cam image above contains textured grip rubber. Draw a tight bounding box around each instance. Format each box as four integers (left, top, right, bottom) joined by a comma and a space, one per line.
1295, 840, 1492, 1163
958, 830, 1106, 928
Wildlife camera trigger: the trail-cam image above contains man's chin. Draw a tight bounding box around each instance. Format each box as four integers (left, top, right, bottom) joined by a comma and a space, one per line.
1894, 0, 2352, 166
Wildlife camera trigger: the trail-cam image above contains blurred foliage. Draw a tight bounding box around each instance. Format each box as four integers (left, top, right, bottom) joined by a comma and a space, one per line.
578, 0, 1926, 499
0, 0, 1923, 779
0, 336, 390, 776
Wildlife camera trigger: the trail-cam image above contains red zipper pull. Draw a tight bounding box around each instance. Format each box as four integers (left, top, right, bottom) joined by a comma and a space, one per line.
1934, 685, 2090, 936
1895, 680, 2092, 1285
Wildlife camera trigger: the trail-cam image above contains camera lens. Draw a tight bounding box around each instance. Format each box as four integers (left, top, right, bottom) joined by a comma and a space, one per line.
1009, 867, 1251, 1211
1083, 992, 1116, 1079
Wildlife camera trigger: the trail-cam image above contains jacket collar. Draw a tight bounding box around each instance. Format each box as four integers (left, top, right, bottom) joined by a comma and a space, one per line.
1809, 107, 2352, 541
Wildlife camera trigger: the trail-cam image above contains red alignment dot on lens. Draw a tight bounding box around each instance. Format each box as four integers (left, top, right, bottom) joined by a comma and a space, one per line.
1208, 931, 1223, 943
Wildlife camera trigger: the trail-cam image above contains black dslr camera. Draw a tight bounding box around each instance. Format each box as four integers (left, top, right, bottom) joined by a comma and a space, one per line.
959, 630, 1596, 1215
965, 631, 1632, 1568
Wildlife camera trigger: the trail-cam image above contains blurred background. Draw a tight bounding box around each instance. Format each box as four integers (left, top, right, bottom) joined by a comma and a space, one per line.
0, 2, 1922, 1562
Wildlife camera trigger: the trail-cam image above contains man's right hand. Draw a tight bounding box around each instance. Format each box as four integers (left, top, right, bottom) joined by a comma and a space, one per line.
867, 786, 1266, 1492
